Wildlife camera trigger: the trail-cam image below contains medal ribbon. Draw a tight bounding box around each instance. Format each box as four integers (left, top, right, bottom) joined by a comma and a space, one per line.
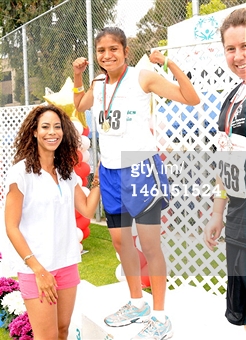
225, 82, 246, 136
102, 64, 128, 120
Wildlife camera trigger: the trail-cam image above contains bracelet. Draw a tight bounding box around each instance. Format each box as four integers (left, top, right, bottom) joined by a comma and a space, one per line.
213, 190, 227, 199
90, 177, 100, 189
24, 254, 34, 265
72, 86, 84, 94
163, 57, 168, 73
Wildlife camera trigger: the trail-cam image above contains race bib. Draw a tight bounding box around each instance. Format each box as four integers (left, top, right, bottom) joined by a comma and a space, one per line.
97, 109, 127, 136
216, 131, 246, 198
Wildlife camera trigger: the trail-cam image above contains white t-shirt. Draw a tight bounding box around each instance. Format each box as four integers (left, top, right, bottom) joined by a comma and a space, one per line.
5, 160, 81, 274
93, 67, 157, 168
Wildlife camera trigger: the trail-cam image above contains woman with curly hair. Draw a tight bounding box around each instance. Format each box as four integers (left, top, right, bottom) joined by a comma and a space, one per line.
4, 104, 100, 340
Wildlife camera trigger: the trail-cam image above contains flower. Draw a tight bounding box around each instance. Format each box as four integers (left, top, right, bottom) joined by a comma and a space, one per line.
9, 311, 33, 340
2, 291, 26, 316
0, 277, 20, 304
0, 277, 33, 338
0, 277, 21, 330
1, 290, 26, 330
0, 252, 2, 260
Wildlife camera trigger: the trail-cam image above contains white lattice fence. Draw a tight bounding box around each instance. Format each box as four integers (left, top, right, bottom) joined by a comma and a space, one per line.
0, 105, 37, 204
159, 149, 228, 295
0, 40, 240, 295
153, 41, 239, 295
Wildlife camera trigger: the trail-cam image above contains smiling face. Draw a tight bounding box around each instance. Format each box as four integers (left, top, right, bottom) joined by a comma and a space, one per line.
223, 25, 246, 81
34, 110, 63, 155
96, 34, 128, 74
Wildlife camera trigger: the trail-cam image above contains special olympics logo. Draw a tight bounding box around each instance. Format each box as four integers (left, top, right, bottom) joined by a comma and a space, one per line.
194, 16, 219, 41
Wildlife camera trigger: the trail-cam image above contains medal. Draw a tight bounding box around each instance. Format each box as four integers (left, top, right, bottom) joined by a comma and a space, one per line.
103, 120, 110, 132
102, 64, 128, 132
225, 82, 246, 136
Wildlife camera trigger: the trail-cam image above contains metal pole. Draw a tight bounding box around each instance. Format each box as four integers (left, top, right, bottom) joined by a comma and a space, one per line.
192, 0, 199, 16
22, 25, 29, 105
86, 0, 94, 83
86, 0, 101, 222
5, 0, 70, 106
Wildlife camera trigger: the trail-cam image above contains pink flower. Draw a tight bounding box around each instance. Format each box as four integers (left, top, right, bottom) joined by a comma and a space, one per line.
0, 277, 20, 307
8, 311, 33, 339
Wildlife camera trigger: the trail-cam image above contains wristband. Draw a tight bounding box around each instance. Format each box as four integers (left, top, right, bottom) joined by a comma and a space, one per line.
72, 86, 84, 94
24, 254, 34, 265
213, 190, 227, 199
163, 57, 168, 73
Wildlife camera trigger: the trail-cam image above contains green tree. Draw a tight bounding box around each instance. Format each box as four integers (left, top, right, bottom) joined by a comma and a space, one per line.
1, 0, 117, 104
186, 0, 227, 18
128, 0, 245, 66
128, 0, 187, 66
0, 0, 64, 35
186, 0, 245, 18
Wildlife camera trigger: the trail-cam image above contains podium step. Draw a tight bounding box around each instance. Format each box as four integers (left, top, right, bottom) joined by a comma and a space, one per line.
69, 280, 245, 340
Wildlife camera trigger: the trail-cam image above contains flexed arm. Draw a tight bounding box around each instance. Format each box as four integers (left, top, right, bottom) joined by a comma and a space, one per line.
72, 57, 94, 112
146, 50, 200, 106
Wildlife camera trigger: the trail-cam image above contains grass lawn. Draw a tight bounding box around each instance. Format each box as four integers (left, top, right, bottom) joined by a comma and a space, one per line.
79, 223, 119, 285
0, 223, 119, 339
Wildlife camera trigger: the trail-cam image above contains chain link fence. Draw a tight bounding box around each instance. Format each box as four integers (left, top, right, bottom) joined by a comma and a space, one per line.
0, 0, 245, 293
0, 0, 244, 208
1, 0, 244, 106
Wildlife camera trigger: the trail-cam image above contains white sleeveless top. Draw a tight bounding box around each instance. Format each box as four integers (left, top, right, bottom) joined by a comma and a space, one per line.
93, 67, 157, 169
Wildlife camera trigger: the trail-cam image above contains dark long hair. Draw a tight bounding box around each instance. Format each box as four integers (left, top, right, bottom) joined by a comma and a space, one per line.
94, 27, 128, 76
13, 104, 81, 180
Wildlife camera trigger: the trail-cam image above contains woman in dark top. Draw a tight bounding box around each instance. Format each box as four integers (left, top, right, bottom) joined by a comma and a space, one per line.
204, 7, 246, 329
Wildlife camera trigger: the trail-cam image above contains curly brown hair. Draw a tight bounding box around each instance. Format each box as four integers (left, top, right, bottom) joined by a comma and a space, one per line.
13, 104, 82, 180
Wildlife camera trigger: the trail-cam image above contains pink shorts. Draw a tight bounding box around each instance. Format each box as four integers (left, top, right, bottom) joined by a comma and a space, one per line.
18, 264, 80, 299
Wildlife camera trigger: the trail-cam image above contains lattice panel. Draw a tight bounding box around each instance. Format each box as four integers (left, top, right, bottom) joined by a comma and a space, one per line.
0, 41, 239, 295
153, 41, 239, 295
159, 150, 227, 295
0, 106, 36, 204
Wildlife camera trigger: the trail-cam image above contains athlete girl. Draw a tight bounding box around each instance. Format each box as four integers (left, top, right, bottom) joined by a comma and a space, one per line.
73, 27, 200, 339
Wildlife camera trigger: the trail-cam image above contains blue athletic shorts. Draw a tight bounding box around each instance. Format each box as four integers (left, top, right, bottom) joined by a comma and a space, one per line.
99, 154, 169, 218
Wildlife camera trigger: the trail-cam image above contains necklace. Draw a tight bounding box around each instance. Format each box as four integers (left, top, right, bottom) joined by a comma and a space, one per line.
225, 82, 246, 136
102, 64, 128, 132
